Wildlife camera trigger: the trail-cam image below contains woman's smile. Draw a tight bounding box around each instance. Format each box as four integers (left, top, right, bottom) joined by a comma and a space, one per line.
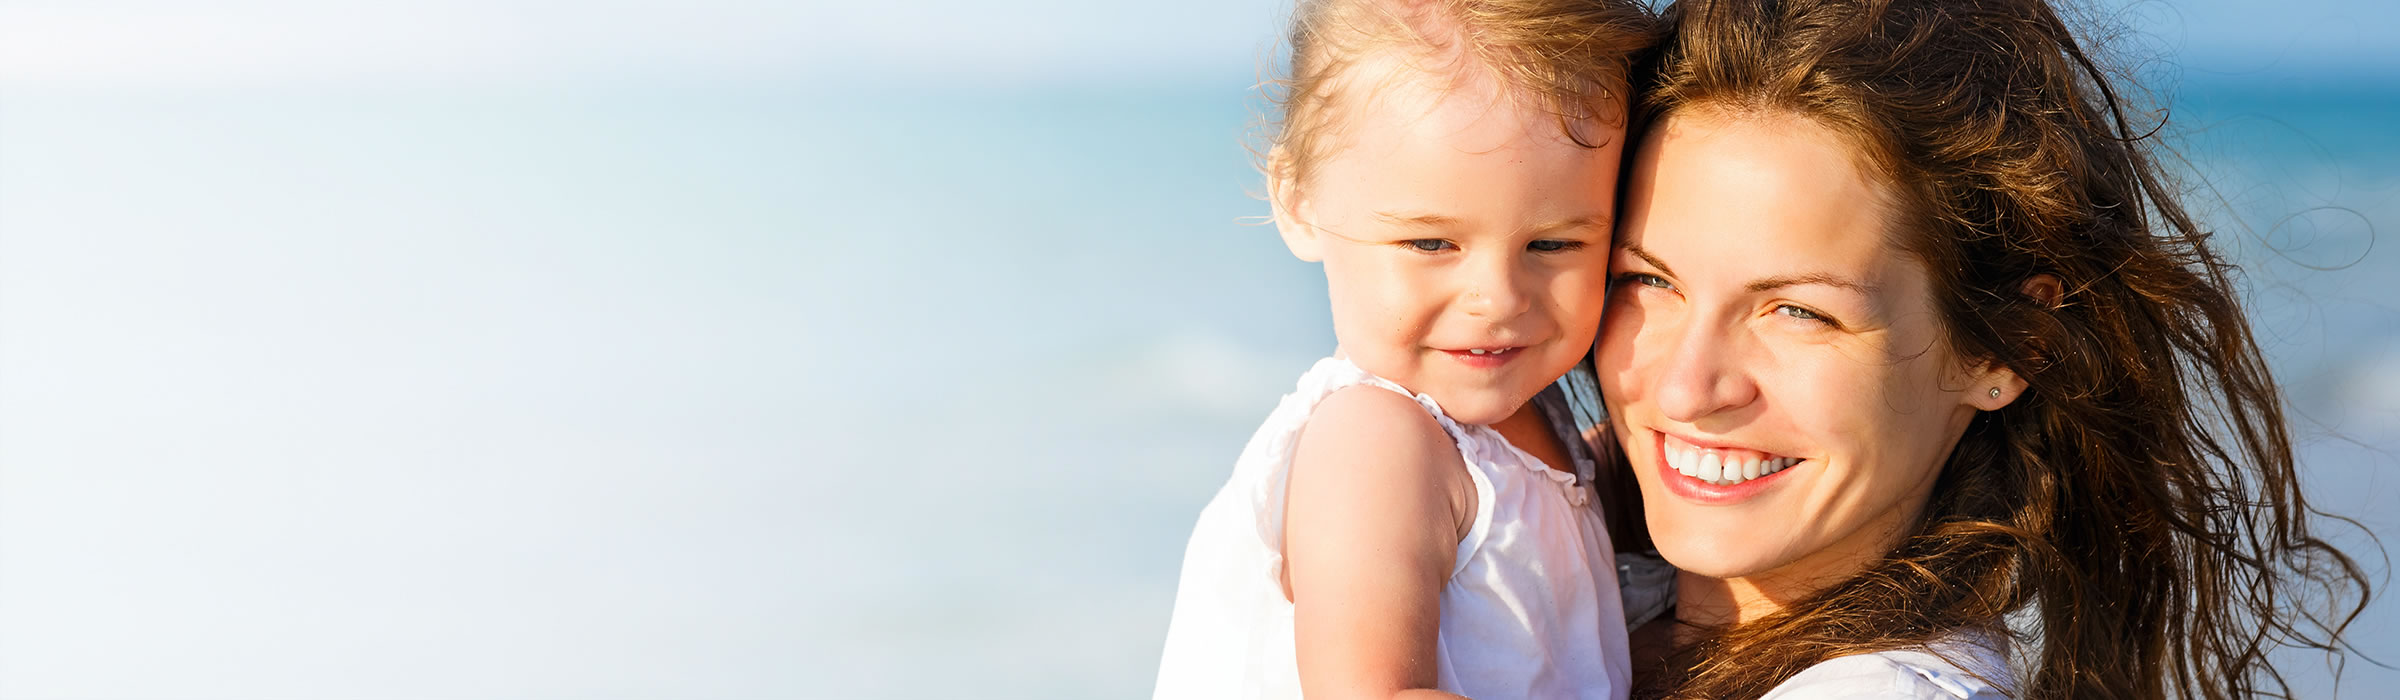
1649, 429, 1807, 504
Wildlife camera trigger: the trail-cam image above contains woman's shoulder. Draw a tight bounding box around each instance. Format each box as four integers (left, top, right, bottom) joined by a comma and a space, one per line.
1758, 636, 2011, 700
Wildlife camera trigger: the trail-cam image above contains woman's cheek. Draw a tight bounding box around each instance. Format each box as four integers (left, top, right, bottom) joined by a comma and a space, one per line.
1594, 298, 1650, 392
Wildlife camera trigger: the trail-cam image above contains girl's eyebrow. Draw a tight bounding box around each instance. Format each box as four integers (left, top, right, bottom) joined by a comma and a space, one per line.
1375, 211, 1461, 228
1530, 216, 1612, 236
1376, 211, 1612, 236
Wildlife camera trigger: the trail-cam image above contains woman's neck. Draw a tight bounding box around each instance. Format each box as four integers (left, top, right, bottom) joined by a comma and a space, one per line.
1672, 571, 1775, 627
1673, 503, 1928, 629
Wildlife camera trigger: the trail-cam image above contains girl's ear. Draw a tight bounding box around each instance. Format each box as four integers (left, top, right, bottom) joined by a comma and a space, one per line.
1268, 147, 1324, 262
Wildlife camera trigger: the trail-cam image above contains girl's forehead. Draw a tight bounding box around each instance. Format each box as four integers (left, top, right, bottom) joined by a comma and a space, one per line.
1319, 49, 1607, 157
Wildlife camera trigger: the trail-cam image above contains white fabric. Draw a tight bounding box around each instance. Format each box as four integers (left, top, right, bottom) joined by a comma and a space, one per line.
1153, 356, 1630, 700
1759, 631, 2013, 700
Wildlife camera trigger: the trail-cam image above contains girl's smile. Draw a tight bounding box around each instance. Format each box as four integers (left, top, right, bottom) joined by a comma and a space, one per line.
1437, 345, 1525, 369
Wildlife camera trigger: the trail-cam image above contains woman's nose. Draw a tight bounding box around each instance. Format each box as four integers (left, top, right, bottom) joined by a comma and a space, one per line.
1653, 321, 1760, 424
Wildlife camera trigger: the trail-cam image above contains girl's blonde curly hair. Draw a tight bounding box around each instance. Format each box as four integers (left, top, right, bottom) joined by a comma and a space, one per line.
1263, 0, 1661, 193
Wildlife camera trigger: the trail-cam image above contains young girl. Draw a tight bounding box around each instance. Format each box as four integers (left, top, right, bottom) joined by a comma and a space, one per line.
1153, 1, 1657, 698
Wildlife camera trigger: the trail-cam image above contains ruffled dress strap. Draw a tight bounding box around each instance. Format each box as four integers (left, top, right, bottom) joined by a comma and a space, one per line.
1239, 357, 1496, 581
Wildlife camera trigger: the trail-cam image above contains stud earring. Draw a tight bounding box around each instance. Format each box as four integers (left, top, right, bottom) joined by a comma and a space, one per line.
1988, 387, 2002, 399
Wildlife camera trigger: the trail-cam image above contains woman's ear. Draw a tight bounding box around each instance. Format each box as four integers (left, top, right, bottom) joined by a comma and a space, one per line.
2021, 274, 2063, 308
1268, 147, 1323, 262
1967, 274, 2065, 411
1968, 362, 2028, 412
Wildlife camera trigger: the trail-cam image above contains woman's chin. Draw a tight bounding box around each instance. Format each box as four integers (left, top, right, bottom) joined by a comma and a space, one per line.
1650, 524, 1790, 581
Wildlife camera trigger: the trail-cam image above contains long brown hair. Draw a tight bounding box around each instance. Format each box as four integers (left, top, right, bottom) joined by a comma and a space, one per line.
1626, 0, 2374, 697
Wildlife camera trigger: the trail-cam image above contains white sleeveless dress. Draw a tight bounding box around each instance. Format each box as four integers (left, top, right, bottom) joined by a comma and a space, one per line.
1153, 356, 1631, 700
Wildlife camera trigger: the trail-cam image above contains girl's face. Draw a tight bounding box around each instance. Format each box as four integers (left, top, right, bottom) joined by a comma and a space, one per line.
1276, 55, 1622, 426
1594, 110, 2017, 596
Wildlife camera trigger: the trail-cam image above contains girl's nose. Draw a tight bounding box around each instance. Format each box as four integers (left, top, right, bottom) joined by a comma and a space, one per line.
1461, 255, 1532, 319
1653, 322, 1760, 424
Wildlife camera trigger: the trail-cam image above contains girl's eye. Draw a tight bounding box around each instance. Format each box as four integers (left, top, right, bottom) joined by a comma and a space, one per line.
1403, 239, 1456, 252
1615, 272, 1674, 291
1529, 239, 1584, 253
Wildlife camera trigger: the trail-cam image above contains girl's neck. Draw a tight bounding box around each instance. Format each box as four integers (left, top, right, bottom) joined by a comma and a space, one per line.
1490, 399, 1579, 478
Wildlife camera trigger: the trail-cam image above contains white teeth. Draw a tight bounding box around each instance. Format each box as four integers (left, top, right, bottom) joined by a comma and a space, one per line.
1667, 443, 1802, 486
1757, 457, 1795, 475
1469, 349, 1486, 355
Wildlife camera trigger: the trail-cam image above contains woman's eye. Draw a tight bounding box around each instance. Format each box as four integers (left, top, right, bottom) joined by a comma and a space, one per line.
1615, 272, 1674, 291
1529, 239, 1583, 253
1777, 304, 1835, 325
1403, 239, 1456, 252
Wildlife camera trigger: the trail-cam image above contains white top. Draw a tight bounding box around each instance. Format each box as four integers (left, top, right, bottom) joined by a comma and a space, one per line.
1760, 631, 2013, 700
1153, 356, 1630, 700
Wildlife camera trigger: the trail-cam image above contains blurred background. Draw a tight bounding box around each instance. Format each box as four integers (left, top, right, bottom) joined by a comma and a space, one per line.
0, 1, 2392, 697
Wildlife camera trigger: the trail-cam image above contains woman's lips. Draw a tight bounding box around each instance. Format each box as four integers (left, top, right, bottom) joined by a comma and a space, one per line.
1654, 430, 1805, 504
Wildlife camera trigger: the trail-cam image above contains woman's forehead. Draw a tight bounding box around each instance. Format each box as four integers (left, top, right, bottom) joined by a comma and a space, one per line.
1624, 111, 1904, 283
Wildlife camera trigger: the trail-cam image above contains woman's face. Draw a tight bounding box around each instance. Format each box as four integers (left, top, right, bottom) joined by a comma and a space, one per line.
1595, 109, 2015, 592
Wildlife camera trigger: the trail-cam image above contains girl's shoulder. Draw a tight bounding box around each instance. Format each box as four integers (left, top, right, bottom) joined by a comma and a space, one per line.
1287, 382, 1475, 511
1262, 356, 1478, 460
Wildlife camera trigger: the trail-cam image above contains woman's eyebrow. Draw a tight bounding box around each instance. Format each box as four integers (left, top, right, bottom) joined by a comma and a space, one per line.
1623, 244, 1878, 295
1622, 244, 1676, 276
1745, 272, 1879, 295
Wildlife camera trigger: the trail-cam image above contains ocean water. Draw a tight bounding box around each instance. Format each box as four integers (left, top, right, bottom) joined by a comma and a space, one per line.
0, 73, 2394, 697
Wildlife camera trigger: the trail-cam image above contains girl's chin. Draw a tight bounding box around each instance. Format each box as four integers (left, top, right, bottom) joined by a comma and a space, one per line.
1418, 390, 1534, 426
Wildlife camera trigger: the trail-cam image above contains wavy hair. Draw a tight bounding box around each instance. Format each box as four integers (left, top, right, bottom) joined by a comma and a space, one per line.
1261, 0, 1659, 192
1625, 0, 2375, 697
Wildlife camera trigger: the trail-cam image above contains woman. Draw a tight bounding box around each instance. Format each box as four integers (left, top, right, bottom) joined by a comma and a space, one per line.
1592, 0, 2372, 697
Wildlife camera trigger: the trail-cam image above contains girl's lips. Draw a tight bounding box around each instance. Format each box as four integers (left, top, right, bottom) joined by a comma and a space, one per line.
1441, 346, 1524, 369
1652, 429, 1803, 505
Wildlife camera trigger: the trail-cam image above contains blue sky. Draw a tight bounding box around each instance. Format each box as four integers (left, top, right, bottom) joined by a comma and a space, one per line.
3, 1, 2394, 91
